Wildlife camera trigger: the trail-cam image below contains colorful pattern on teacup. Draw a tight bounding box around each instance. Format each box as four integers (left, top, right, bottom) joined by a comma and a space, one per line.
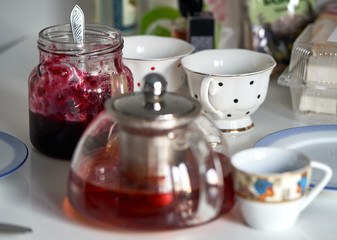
233, 169, 311, 203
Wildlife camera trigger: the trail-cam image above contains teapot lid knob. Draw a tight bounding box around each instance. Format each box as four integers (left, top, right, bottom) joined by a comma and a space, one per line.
106, 72, 201, 130
143, 73, 167, 104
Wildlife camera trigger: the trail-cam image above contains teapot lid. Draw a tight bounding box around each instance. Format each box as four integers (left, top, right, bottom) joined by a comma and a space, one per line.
106, 73, 201, 131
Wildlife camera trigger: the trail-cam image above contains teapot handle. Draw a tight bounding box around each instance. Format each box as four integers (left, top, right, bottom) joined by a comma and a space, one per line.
194, 146, 225, 223
172, 129, 224, 226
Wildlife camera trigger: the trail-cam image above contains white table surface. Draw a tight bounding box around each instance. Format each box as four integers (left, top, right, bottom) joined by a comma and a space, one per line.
0, 38, 336, 240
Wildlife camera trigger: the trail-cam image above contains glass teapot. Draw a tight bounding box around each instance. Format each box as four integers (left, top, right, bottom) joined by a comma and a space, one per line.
67, 73, 234, 229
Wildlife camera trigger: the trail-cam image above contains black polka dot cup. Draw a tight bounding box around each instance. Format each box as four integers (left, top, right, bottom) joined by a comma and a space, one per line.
231, 147, 332, 231
123, 36, 195, 92
181, 49, 276, 133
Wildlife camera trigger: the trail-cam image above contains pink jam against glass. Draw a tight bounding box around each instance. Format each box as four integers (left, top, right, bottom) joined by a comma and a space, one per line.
29, 50, 133, 159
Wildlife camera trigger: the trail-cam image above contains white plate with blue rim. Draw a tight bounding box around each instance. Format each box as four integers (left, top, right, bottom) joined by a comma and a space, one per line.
255, 125, 337, 190
0, 132, 28, 180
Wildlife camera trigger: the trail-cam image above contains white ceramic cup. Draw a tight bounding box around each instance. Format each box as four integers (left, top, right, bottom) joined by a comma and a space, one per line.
231, 147, 333, 231
123, 35, 195, 92
181, 49, 276, 133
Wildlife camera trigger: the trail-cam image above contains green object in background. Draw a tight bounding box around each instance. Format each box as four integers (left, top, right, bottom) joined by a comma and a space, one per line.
247, 0, 316, 25
140, 7, 180, 36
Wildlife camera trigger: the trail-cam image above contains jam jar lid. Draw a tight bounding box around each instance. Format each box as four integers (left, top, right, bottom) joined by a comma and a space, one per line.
106, 73, 201, 131
38, 24, 123, 55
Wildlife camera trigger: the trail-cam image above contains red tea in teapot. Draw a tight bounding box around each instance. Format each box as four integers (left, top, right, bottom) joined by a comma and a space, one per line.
68, 148, 234, 229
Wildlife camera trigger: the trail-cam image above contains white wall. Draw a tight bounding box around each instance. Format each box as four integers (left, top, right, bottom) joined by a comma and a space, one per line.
0, 0, 95, 52
0, 0, 333, 53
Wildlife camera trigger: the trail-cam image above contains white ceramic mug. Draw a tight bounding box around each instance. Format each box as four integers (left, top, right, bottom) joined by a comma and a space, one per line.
231, 147, 333, 231
181, 49, 276, 133
123, 35, 194, 92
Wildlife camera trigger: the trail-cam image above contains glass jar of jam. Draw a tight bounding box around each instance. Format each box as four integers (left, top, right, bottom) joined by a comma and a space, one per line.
28, 24, 133, 159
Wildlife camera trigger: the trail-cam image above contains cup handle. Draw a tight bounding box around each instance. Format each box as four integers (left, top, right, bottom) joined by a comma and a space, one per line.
200, 76, 224, 119
301, 161, 333, 211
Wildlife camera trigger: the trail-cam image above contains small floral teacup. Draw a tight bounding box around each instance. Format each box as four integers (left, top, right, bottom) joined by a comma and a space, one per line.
231, 147, 332, 231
